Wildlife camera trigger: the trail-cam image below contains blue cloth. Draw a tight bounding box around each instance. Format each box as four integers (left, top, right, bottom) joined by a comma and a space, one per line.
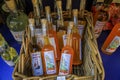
97, 30, 120, 80
0, 24, 21, 80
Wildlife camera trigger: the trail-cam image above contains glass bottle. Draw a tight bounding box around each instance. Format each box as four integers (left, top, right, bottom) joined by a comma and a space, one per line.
59, 21, 74, 75
72, 9, 82, 65
56, 0, 67, 51
29, 23, 43, 76
5, 0, 28, 43
45, 6, 61, 60
41, 19, 57, 75
101, 23, 120, 55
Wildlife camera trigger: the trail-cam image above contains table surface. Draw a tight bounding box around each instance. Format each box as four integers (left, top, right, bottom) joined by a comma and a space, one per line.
0, 30, 120, 80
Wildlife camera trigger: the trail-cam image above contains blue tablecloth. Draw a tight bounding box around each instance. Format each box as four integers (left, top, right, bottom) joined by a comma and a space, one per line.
0, 24, 120, 80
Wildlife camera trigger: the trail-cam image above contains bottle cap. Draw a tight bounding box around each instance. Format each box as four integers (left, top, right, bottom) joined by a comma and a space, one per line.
45, 6, 50, 14
73, 9, 78, 16
56, 0, 62, 8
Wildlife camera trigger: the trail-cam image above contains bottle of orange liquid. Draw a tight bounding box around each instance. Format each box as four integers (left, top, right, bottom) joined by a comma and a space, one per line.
101, 23, 120, 55
56, 0, 67, 51
41, 19, 57, 75
72, 9, 82, 65
45, 6, 60, 60
59, 21, 74, 75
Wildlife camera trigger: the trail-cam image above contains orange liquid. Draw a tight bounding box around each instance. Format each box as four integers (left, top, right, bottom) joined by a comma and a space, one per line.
72, 33, 82, 65
59, 45, 74, 75
42, 44, 58, 75
101, 23, 120, 55
48, 29, 61, 60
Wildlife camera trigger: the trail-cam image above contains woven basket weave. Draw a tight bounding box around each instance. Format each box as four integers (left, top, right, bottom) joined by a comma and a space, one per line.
12, 12, 104, 80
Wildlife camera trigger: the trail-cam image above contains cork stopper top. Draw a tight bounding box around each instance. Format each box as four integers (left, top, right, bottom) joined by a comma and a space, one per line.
56, 0, 62, 8
45, 6, 51, 14
73, 9, 78, 16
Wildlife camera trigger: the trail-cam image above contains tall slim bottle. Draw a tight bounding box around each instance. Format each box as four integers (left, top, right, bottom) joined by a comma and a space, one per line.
56, 0, 67, 50
59, 21, 74, 75
72, 9, 82, 65
29, 20, 43, 76
41, 19, 57, 75
45, 6, 60, 60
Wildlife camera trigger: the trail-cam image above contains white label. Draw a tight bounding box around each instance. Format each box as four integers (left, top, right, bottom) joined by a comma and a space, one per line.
49, 37, 57, 58
78, 25, 84, 37
106, 36, 120, 53
53, 25, 56, 32
31, 52, 43, 76
94, 21, 106, 38
57, 76, 66, 80
11, 30, 23, 42
59, 53, 71, 75
35, 29, 44, 47
63, 34, 67, 46
44, 51, 56, 74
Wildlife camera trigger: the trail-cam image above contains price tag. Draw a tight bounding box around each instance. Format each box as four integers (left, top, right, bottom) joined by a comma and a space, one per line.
57, 76, 66, 80
97, 0, 104, 2
112, 0, 120, 3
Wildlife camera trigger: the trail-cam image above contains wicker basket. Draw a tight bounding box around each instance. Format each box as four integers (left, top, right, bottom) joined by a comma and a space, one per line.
12, 12, 104, 80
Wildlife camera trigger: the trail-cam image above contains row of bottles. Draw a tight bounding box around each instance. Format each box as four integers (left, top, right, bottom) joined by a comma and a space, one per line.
27, 0, 86, 76
29, 18, 81, 76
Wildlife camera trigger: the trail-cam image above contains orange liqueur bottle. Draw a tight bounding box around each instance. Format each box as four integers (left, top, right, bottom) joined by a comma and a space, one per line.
41, 19, 57, 75
59, 22, 74, 75
72, 9, 82, 65
45, 6, 60, 60
101, 23, 120, 55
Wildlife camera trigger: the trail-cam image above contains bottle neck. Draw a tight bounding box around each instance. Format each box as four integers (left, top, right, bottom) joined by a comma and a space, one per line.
73, 15, 78, 27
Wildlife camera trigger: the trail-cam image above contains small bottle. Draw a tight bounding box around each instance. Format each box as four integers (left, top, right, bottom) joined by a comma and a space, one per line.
101, 23, 120, 55
59, 21, 74, 75
41, 19, 57, 75
56, 0, 67, 51
72, 9, 82, 65
29, 19, 43, 76
45, 6, 61, 60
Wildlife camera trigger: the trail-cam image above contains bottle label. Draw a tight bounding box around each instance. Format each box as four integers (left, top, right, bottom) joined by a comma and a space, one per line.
57, 76, 66, 80
78, 25, 84, 37
31, 52, 43, 76
44, 51, 56, 74
35, 29, 44, 47
94, 21, 106, 38
106, 36, 120, 53
63, 34, 67, 46
59, 52, 71, 75
11, 31, 23, 42
49, 37, 57, 58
